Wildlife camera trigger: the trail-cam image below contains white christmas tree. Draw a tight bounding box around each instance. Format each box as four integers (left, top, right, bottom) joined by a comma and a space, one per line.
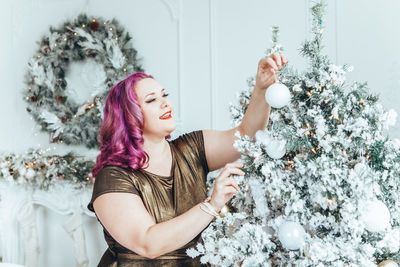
187, 2, 400, 266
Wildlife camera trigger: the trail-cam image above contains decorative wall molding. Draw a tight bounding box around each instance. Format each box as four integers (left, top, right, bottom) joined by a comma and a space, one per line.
176, 0, 183, 132
161, 0, 180, 22
305, 0, 311, 41
333, 0, 338, 64
159, 0, 183, 134
209, 0, 217, 129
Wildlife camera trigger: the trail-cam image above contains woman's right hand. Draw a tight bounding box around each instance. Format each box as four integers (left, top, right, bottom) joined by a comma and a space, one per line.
208, 162, 244, 212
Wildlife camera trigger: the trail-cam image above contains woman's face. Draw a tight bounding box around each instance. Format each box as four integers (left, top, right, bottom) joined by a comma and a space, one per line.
135, 78, 176, 138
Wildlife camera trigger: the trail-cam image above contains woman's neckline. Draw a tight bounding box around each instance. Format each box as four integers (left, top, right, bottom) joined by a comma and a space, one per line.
140, 141, 174, 179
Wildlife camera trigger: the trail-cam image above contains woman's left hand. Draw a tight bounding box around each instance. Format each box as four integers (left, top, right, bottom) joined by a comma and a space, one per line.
254, 53, 288, 91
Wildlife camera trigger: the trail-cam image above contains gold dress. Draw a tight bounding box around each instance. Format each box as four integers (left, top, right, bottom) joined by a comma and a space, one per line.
88, 131, 210, 267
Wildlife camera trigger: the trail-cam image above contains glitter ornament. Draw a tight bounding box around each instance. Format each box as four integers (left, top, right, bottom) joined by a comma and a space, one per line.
278, 221, 306, 250
265, 82, 291, 108
361, 200, 391, 232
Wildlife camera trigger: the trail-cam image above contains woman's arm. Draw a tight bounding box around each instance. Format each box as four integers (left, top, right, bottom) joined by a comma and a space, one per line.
93, 162, 243, 259
94, 193, 213, 259
204, 54, 288, 171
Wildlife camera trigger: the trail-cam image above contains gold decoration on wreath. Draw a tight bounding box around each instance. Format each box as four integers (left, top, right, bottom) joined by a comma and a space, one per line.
378, 260, 399, 267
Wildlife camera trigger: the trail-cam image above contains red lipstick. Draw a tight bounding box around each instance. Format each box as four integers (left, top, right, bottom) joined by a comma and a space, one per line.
160, 111, 172, 120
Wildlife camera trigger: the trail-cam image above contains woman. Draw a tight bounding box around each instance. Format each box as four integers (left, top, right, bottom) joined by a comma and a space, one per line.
88, 53, 288, 266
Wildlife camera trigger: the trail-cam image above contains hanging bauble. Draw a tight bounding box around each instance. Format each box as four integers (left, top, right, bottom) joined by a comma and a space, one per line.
219, 205, 230, 218
266, 139, 286, 159
278, 221, 306, 250
265, 82, 291, 108
361, 200, 391, 232
378, 260, 399, 267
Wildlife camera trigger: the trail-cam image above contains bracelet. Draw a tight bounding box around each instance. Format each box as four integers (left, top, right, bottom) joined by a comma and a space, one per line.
200, 203, 219, 217
199, 198, 220, 217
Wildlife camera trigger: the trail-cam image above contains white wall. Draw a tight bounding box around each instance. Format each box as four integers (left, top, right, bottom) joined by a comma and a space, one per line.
0, 0, 399, 266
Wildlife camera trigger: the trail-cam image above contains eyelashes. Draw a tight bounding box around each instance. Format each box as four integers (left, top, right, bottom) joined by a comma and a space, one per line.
145, 93, 169, 103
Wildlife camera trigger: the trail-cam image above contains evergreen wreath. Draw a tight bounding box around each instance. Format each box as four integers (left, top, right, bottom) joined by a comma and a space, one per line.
23, 14, 144, 148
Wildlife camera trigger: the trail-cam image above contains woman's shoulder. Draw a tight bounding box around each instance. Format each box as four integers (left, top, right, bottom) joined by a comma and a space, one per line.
92, 165, 142, 196
88, 165, 141, 212
95, 165, 142, 185
171, 130, 208, 170
98, 164, 131, 175
171, 130, 204, 148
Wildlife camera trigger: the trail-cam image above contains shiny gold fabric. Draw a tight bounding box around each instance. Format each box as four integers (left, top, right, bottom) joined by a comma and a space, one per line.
88, 131, 210, 267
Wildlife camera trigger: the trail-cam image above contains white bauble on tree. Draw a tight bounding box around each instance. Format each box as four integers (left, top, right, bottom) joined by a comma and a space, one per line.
255, 130, 272, 146
265, 82, 291, 108
361, 200, 391, 232
266, 139, 286, 159
378, 260, 399, 267
278, 221, 306, 250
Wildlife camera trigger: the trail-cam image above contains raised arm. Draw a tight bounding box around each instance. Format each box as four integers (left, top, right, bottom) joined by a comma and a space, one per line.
203, 53, 288, 171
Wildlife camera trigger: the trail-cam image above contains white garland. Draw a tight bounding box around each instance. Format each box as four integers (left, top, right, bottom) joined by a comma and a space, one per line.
0, 148, 94, 189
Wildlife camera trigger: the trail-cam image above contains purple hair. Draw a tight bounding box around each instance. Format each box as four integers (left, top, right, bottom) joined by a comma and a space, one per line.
92, 72, 153, 178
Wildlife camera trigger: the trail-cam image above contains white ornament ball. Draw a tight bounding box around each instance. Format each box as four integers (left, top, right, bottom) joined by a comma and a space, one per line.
266, 139, 286, 159
378, 260, 399, 267
278, 221, 306, 250
265, 82, 291, 108
361, 200, 391, 232
25, 168, 36, 180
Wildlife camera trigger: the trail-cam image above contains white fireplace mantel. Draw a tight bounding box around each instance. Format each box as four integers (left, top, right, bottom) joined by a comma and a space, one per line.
0, 180, 95, 267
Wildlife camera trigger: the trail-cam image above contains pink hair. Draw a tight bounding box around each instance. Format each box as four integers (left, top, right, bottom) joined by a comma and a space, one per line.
92, 72, 153, 178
